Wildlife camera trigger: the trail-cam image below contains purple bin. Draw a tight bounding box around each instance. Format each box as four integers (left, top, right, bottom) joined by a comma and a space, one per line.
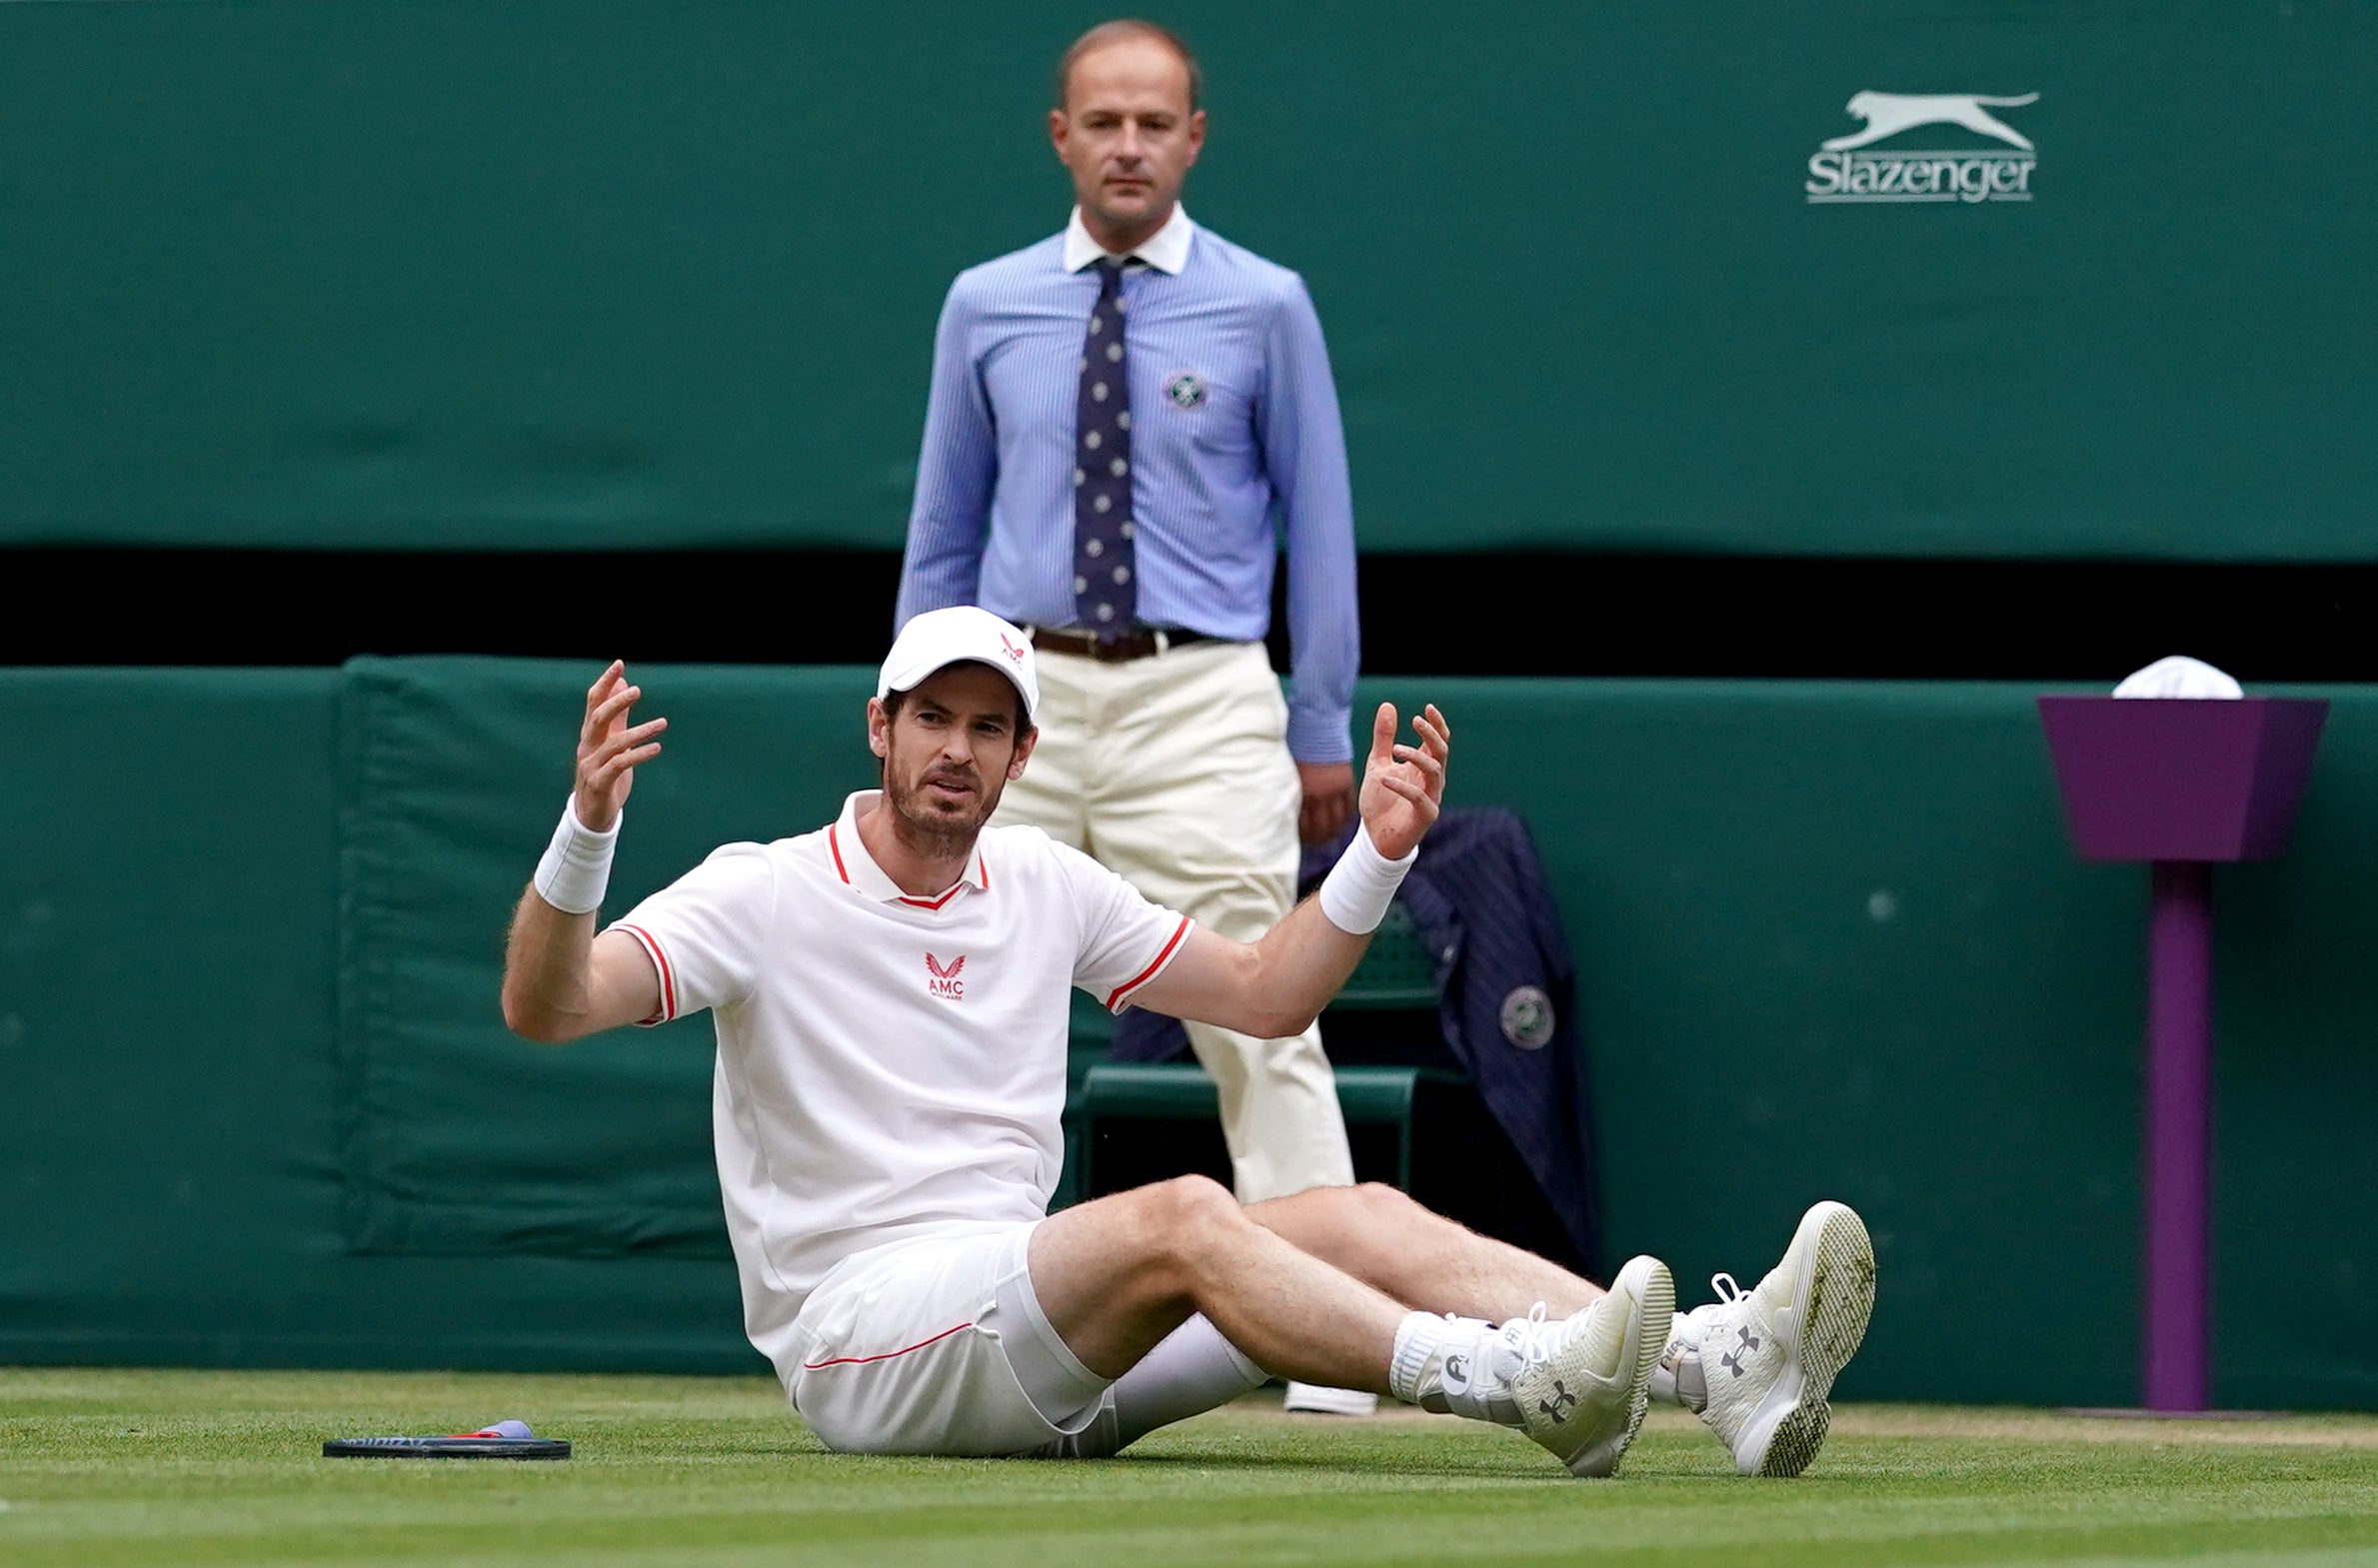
2039, 697, 2328, 863
2037, 695, 2327, 1412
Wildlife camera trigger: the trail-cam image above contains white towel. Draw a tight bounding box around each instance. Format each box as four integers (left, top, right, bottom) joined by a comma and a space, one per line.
2112, 656, 2243, 700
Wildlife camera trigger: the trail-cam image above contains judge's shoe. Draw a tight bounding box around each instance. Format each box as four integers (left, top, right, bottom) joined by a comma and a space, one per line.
1510, 1254, 1673, 1477
1281, 1382, 1378, 1416
1655, 1200, 1875, 1477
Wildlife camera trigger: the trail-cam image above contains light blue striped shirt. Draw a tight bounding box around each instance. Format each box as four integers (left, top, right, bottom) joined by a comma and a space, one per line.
895, 208, 1359, 765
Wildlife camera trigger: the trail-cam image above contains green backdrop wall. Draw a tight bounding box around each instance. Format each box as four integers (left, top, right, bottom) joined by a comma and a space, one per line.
5, 662, 2377, 1409
4, 1, 2374, 558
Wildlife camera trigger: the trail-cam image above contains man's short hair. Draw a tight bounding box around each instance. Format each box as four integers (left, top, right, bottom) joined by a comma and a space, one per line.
1054, 19, 1200, 113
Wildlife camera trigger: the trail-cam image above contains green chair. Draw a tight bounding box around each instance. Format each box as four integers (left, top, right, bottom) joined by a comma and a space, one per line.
1062, 901, 1459, 1202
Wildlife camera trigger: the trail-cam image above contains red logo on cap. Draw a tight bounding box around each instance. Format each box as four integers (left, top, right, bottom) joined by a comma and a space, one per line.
1000, 633, 1026, 664
927, 951, 967, 999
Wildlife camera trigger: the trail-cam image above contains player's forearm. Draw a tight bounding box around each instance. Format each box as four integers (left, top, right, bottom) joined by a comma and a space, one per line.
500, 889, 605, 1043
1236, 897, 1371, 1039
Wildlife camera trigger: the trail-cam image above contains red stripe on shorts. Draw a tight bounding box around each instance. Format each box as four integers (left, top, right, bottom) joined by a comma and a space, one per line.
801, 1320, 975, 1370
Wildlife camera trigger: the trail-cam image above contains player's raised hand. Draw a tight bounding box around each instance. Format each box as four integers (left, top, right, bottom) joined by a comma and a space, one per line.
1357, 702, 1449, 860
575, 661, 667, 832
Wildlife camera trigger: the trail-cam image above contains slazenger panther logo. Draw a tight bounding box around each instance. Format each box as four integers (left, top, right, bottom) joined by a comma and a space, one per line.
1825, 91, 2037, 152
1806, 89, 2039, 205
926, 952, 966, 999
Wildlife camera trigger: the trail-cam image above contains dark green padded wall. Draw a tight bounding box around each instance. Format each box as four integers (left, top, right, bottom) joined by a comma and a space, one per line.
339, 658, 878, 1258
0, 670, 747, 1372
6, 663, 2377, 1408
1360, 677, 2378, 1411
4, 1, 2374, 557
0, 673, 347, 1361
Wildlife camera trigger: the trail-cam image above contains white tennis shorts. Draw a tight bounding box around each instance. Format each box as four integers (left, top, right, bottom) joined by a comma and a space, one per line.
787, 1219, 1112, 1456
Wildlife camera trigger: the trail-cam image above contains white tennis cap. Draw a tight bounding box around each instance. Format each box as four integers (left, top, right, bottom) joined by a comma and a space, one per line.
878, 607, 1041, 727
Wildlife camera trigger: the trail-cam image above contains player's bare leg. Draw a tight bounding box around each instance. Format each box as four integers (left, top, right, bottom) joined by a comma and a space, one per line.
1030, 1174, 1405, 1388
1029, 1174, 1671, 1476
1245, 1181, 1604, 1321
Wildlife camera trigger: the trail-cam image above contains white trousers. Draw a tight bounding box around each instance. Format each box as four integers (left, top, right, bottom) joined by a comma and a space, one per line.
996, 639, 1355, 1203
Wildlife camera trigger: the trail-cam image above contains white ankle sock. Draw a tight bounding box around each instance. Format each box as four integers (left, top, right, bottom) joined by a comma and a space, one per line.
1022, 1314, 1267, 1460
1647, 1315, 1709, 1412
1108, 1315, 1268, 1451
1388, 1312, 1455, 1405
1388, 1311, 1521, 1425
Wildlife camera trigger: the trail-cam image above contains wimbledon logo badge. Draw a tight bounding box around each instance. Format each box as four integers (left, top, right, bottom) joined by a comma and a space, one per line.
1805, 90, 2039, 205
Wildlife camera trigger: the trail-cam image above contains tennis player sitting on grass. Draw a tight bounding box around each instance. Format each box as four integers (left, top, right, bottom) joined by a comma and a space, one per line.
500, 607, 1876, 1477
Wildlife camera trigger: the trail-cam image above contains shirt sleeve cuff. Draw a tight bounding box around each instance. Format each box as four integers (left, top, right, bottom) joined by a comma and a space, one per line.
1286, 705, 1356, 766
610, 922, 679, 1026
1104, 916, 1192, 1013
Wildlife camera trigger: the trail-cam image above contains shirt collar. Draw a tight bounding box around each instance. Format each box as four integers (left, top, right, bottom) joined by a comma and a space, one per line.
829, 790, 991, 908
1063, 203, 1193, 276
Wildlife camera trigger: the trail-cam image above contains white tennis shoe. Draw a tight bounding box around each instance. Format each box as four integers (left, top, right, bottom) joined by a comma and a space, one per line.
1509, 1254, 1674, 1477
1281, 1382, 1379, 1416
1655, 1200, 1875, 1477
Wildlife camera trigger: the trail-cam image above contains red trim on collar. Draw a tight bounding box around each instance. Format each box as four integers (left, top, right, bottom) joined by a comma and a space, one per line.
832, 814, 986, 908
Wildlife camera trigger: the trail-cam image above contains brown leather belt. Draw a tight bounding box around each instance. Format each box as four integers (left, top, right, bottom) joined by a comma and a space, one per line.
1029, 626, 1214, 664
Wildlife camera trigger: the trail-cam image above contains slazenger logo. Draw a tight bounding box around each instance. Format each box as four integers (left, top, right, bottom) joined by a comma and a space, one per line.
1806, 90, 2039, 205
926, 951, 966, 999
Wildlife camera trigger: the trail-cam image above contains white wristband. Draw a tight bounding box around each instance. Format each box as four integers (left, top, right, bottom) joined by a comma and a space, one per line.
1317, 823, 1416, 935
534, 796, 619, 915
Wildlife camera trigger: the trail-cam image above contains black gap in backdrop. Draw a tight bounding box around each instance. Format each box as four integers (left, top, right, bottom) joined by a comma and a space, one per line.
14, 549, 2378, 684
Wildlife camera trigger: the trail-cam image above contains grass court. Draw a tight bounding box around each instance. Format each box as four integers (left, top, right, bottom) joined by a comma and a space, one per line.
4, 1368, 2376, 1566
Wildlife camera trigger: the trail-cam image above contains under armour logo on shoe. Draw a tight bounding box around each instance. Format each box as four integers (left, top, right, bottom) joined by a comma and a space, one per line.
1720, 1324, 1763, 1377
1538, 1381, 1579, 1421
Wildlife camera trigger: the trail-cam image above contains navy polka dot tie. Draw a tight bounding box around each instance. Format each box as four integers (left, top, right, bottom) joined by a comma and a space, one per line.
1074, 257, 1136, 636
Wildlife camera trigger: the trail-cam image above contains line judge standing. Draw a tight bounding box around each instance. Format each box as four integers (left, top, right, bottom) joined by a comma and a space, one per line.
894, 20, 1368, 1413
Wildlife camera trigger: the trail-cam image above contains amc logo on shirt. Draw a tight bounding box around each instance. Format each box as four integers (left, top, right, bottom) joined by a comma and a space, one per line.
925, 952, 967, 1000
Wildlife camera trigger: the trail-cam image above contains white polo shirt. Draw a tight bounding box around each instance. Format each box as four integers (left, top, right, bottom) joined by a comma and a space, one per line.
607, 790, 1192, 1368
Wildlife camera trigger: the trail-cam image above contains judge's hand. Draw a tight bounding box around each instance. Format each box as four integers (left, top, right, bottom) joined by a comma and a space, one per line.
1356, 702, 1449, 860
574, 661, 668, 832
1297, 761, 1356, 844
